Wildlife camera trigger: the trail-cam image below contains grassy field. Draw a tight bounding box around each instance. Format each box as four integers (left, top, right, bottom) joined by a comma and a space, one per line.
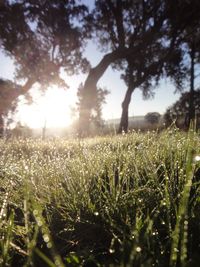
0, 127, 200, 267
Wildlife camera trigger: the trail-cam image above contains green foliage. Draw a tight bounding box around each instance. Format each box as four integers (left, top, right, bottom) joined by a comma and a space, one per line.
0, 0, 89, 91
0, 79, 22, 135
164, 90, 200, 128
145, 112, 161, 124
0, 129, 200, 266
0, 79, 21, 114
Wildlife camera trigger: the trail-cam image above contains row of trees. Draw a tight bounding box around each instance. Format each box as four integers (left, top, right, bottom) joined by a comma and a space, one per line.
164, 90, 200, 128
0, 0, 200, 136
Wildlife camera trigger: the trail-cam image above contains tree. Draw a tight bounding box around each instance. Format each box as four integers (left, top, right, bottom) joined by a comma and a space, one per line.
164, 89, 200, 128
0, 0, 89, 130
180, 34, 200, 127
145, 112, 161, 125
78, 0, 200, 135
10, 121, 33, 138
163, 1, 200, 127
79, 0, 167, 134
0, 78, 22, 136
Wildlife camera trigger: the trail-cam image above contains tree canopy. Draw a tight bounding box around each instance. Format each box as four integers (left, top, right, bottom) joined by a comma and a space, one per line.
0, 78, 22, 135
164, 89, 200, 128
0, 0, 89, 90
145, 112, 161, 125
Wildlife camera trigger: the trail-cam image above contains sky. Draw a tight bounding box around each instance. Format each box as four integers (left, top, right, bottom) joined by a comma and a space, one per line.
0, 41, 181, 129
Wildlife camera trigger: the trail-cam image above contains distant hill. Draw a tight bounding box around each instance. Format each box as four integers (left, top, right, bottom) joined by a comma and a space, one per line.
105, 115, 145, 126
105, 115, 164, 131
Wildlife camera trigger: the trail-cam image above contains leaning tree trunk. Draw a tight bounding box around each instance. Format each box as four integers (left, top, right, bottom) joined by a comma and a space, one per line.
118, 86, 134, 133
118, 61, 135, 133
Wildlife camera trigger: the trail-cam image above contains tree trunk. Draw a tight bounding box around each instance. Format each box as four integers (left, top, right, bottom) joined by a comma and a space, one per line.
118, 61, 135, 133
118, 86, 134, 133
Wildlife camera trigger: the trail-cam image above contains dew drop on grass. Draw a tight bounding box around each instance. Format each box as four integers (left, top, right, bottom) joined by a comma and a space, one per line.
43, 234, 50, 243
47, 242, 52, 248
194, 155, 200, 162
37, 219, 43, 226
136, 246, 142, 252
55, 258, 60, 266
109, 248, 115, 254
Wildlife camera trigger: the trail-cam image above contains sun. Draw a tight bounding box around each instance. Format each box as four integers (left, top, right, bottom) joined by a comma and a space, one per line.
17, 86, 77, 129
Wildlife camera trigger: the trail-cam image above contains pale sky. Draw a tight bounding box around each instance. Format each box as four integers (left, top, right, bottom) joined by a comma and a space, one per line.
0, 0, 197, 129
0, 41, 181, 128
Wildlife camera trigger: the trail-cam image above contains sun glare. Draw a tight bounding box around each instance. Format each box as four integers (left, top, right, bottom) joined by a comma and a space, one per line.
17, 86, 76, 129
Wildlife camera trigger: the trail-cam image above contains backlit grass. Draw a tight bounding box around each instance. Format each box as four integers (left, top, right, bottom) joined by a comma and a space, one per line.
0, 127, 200, 266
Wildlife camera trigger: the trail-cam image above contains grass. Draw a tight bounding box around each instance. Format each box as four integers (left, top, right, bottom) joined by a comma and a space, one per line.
0, 127, 200, 266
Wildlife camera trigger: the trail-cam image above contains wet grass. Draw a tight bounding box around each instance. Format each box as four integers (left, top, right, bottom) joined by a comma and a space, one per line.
0, 127, 200, 266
